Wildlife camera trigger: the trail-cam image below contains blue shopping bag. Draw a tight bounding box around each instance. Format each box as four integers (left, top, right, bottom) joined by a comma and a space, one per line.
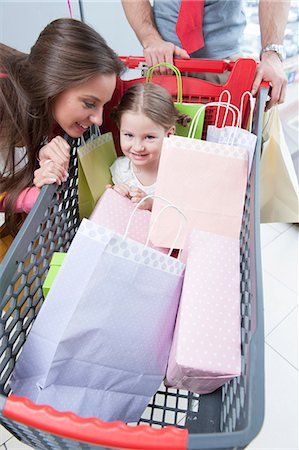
10, 200, 186, 422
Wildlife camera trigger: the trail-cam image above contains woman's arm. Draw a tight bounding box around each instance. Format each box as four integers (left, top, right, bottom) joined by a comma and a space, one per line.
0, 187, 40, 213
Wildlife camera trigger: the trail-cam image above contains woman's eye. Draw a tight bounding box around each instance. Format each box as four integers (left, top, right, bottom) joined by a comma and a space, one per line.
84, 101, 96, 109
146, 135, 155, 140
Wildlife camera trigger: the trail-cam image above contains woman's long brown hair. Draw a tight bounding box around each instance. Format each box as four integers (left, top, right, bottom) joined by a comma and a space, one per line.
0, 18, 125, 232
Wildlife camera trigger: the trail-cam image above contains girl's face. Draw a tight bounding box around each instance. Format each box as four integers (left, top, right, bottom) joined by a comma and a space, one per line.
120, 111, 174, 169
52, 73, 116, 138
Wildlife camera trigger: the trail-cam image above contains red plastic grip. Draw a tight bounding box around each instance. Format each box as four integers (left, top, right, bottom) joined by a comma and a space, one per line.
119, 56, 232, 73
4, 395, 188, 450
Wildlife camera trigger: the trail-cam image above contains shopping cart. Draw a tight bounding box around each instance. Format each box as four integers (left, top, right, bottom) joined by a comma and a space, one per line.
0, 58, 268, 450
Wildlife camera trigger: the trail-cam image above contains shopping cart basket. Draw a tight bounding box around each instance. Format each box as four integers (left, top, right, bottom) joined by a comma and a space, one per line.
0, 58, 268, 450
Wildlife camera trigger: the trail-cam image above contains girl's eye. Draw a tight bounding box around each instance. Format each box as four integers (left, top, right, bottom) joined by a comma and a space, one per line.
124, 133, 133, 138
83, 101, 96, 109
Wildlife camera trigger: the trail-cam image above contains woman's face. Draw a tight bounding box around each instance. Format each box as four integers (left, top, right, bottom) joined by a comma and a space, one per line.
52, 73, 116, 138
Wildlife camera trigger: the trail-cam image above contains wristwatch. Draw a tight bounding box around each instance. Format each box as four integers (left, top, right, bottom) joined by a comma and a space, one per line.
260, 44, 285, 61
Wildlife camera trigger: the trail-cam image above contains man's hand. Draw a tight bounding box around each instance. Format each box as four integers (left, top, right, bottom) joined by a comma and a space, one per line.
251, 52, 287, 111
144, 38, 190, 74
121, 0, 189, 75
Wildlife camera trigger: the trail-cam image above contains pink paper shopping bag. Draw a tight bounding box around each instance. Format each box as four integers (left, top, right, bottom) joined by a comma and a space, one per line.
150, 134, 248, 249
90, 188, 168, 253
165, 229, 241, 394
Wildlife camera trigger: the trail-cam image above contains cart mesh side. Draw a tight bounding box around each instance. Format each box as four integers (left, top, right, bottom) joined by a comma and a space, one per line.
0, 69, 267, 450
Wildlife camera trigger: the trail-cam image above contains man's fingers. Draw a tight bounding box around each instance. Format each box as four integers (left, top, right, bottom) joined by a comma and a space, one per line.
251, 68, 263, 96
174, 46, 190, 60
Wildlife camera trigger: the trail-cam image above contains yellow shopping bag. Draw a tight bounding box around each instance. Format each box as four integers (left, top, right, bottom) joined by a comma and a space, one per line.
260, 107, 299, 223
78, 131, 117, 219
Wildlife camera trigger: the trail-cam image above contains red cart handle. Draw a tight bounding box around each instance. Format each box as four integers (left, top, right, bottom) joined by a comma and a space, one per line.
119, 56, 234, 73
4, 395, 188, 450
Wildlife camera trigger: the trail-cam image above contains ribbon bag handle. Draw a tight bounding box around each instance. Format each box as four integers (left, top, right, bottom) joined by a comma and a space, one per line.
123, 195, 188, 259
188, 101, 241, 139
146, 62, 183, 103
215, 90, 232, 128
80, 125, 101, 147
239, 91, 256, 132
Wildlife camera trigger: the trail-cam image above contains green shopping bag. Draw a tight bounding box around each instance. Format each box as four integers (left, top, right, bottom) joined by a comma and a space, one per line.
146, 63, 205, 139
78, 130, 117, 219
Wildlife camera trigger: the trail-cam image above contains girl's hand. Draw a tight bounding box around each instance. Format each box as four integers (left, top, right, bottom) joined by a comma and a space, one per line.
33, 160, 68, 188
129, 188, 153, 211
39, 136, 70, 171
112, 183, 131, 198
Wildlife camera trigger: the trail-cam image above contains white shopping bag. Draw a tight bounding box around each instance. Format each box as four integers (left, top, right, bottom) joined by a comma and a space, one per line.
206, 91, 257, 179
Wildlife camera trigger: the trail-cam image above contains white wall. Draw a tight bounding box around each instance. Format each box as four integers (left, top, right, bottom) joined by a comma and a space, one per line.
81, 0, 143, 57
0, 1, 81, 51
0, 0, 142, 57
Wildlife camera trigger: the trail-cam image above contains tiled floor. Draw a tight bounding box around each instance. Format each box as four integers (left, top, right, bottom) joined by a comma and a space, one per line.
0, 222, 298, 450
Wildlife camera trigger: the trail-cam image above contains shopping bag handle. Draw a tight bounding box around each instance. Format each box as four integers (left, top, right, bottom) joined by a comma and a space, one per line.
4, 395, 188, 450
146, 62, 183, 103
147, 201, 188, 258
80, 125, 101, 146
188, 101, 240, 139
240, 91, 255, 133
215, 90, 232, 127
124, 194, 188, 257
216, 90, 255, 133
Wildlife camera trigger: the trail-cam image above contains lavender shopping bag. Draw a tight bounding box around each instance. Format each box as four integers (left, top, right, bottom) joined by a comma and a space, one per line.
165, 229, 241, 394
10, 208, 185, 422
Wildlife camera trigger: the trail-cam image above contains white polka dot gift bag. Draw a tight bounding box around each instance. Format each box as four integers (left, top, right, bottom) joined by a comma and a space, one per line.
165, 228, 241, 394
206, 91, 257, 179
10, 198, 186, 423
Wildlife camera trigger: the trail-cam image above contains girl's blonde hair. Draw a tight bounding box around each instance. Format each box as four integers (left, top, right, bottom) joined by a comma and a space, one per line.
112, 83, 190, 129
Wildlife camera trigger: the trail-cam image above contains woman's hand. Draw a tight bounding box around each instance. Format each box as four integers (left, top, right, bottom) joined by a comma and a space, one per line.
33, 159, 68, 188
39, 136, 70, 170
129, 188, 153, 211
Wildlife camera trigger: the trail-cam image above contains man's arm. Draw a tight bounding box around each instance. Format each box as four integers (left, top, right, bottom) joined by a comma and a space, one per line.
121, 0, 189, 73
251, 0, 290, 110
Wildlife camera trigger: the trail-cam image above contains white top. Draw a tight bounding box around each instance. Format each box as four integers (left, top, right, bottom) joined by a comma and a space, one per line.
110, 156, 156, 195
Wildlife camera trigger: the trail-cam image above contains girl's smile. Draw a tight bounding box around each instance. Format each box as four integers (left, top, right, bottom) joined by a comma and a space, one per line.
120, 111, 173, 171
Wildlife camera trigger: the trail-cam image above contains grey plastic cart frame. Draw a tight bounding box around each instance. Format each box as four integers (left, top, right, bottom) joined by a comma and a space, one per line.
0, 59, 267, 450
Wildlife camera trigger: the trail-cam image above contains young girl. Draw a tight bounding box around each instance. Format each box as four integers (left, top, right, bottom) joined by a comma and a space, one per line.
109, 83, 189, 210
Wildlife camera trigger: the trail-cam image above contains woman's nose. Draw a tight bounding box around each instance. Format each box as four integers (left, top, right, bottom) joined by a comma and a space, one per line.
90, 109, 103, 127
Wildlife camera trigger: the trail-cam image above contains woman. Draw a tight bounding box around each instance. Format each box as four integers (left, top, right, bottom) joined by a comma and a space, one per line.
0, 18, 125, 233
